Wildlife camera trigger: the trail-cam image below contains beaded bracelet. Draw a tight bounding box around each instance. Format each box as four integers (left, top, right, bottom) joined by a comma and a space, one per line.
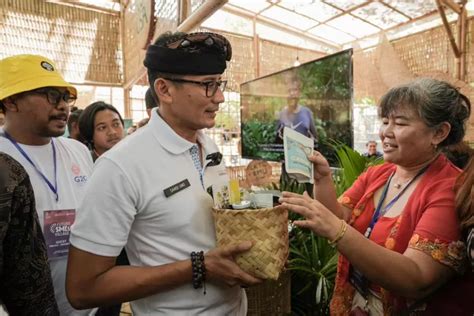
191, 251, 206, 295
328, 219, 347, 247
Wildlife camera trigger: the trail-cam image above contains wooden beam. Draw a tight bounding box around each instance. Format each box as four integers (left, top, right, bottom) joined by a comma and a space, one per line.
436, 0, 461, 57
45, 0, 120, 15
124, 87, 131, 119
223, 4, 340, 51
203, 26, 325, 54
345, 10, 441, 48
253, 18, 260, 78
177, 0, 228, 32
178, 0, 191, 25
440, 0, 462, 14
379, 1, 412, 20
458, 7, 467, 80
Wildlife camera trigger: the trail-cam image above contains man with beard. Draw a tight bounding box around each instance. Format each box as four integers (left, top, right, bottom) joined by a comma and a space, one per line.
0, 54, 94, 315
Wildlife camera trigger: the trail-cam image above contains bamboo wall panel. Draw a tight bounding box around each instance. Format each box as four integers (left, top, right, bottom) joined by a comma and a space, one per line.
0, 0, 121, 84
259, 40, 325, 78
220, 33, 255, 92
467, 18, 473, 86
204, 30, 324, 92
354, 17, 474, 142
392, 18, 474, 142
392, 23, 455, 78
122, 0, 178, 86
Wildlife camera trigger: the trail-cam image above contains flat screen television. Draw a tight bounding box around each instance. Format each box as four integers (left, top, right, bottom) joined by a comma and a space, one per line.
240, 49, 353, 166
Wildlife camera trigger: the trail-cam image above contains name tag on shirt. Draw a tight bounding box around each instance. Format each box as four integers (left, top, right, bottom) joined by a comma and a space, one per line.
43, 209, 75, 259
164, 179, 190, 197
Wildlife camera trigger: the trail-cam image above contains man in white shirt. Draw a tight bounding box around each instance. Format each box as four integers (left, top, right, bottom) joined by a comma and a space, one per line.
0, 54, 94, 315
68, 31, 261, 315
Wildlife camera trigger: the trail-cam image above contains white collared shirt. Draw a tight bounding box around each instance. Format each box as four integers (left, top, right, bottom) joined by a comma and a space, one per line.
71, 110, 246, 315
0, 136, 94, 316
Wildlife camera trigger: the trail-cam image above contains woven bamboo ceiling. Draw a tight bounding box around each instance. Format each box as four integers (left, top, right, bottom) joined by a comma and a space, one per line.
59, 0, 463, 53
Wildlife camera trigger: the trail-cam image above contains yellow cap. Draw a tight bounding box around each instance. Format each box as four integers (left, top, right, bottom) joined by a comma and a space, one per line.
0, 54, 77, 100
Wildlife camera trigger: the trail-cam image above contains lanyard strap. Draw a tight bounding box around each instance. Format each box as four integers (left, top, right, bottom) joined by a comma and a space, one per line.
365, 165, 429, 238
2, 131, 59, 202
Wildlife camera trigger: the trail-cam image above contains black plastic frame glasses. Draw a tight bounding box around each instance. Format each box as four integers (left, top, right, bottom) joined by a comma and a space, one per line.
29, 88, 77, 107
163, 78, 227, 97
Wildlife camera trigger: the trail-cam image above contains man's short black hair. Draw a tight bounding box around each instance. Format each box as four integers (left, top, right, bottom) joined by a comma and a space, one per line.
145, 88, 159, 109
78, 101, 124, 146
67, 109, 83, 131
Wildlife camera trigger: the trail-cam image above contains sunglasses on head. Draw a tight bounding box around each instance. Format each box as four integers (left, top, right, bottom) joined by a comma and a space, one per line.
164, 32, 232, 61
27, 88, 77, 107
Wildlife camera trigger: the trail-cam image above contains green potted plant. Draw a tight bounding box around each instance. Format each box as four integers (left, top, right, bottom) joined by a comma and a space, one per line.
287, 142, 383, 315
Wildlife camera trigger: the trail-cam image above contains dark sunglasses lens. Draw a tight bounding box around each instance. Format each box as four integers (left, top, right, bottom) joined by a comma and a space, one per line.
46, 90, 62, 105
46, 90, 76, 106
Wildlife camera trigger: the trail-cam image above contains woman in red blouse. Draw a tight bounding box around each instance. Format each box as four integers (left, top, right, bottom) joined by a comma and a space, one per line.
280, 78, 473, 315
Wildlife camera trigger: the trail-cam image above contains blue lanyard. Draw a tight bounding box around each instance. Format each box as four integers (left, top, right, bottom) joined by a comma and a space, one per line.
2, 131, 59, 202
365, 166, 428, 238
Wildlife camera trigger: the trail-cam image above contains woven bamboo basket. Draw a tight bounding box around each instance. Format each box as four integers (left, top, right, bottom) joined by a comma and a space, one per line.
212, 207, 289, 280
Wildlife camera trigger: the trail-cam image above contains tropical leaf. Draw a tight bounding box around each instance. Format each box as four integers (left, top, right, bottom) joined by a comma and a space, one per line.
288, 140, 383, 315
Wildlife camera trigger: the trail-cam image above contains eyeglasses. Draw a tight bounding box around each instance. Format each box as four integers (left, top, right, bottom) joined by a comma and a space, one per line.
162, 78, 227, 97
29, 88, 77, 107
163, 32, 232, 61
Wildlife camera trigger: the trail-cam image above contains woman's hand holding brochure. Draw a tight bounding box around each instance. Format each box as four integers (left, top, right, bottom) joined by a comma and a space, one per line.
283, 127, 314, 183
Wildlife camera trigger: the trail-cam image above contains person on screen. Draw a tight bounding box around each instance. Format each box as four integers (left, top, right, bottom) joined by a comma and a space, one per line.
362, 140, 382, 159
275, 80, 317, 143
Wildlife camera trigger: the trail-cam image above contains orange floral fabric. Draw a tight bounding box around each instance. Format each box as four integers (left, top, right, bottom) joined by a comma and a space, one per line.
408, 234, 465, 273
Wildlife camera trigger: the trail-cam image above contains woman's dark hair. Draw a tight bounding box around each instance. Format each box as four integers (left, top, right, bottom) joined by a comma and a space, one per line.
378, 78, 471, 148
78, 101, 124, 147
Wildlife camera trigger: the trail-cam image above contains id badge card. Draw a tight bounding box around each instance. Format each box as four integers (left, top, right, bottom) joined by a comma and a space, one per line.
349, 264, 369, 299
43, 209, 76, 259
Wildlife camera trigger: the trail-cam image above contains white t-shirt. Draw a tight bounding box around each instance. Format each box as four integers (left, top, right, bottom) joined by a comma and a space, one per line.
71, 111, 246, 315
0, 136, 94, 316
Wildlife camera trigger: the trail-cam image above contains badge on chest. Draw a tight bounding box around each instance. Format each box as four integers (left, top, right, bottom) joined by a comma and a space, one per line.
43, 209, 75, 259
163, 179, 191, 197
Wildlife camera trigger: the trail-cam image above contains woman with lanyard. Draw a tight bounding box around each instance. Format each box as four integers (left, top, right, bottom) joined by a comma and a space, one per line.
279, 78, 473, 315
